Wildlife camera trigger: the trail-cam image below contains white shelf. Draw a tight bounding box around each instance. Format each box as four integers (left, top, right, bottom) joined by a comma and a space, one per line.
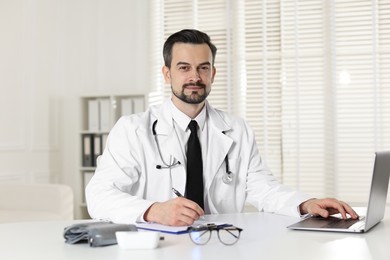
79, 94, 147, 218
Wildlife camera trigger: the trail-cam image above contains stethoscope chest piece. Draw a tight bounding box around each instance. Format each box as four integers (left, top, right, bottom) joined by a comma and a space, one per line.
222, 171, 233, 184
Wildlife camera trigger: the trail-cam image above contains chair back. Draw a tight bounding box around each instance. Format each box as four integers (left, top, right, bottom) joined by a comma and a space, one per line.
0, 183, 74, 223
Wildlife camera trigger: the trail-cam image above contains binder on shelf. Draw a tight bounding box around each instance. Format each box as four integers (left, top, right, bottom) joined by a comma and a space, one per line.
88, 99, 100, 131
120, 98, 133, 116
99, 99, 111, 132
133, 97, 144, 113
82, 134, 94, 167
93, 134, 102, 166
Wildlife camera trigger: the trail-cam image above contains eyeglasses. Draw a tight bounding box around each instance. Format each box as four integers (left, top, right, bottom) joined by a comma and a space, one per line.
188, 224, 243, 246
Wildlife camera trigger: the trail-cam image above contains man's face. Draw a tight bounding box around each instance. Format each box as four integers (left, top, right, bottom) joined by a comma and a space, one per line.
163, 43, 216, 105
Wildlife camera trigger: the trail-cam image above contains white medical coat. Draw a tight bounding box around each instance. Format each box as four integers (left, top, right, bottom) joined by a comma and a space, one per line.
86, 99, 311, 224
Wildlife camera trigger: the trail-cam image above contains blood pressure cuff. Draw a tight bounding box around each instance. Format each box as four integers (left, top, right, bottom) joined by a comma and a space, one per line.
63, 221, 137, 247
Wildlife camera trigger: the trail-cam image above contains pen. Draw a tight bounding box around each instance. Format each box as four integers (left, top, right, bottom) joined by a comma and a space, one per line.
172, 187, 183, 197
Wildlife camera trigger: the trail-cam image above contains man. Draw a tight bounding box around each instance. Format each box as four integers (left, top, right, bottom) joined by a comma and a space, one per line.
86, 29, 357, 226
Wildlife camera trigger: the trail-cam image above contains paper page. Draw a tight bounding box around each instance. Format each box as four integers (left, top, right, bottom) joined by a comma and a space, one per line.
136, 220, 231, 234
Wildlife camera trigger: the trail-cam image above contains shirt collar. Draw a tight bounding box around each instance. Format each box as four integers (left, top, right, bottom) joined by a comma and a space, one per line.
169, 99, 207, 132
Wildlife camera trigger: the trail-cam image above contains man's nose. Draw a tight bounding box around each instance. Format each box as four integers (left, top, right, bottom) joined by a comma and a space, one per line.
189, 68, 201, 82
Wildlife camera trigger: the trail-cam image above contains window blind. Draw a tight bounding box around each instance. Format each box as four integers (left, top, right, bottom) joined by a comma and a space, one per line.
331, 0, 390, 203
280, 0, 331, 197
232, 0, 283, 179
149, 0, 390, 205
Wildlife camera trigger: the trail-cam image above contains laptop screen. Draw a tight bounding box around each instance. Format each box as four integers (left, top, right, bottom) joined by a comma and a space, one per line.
364, 151, 390, 231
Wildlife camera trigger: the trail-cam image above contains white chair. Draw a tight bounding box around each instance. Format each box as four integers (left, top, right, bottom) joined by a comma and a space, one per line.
244, 202, 259, 212
0, 183, 74, 223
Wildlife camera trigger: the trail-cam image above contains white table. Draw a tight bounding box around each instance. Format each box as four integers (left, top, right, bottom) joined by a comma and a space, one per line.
1, 210, 389, 260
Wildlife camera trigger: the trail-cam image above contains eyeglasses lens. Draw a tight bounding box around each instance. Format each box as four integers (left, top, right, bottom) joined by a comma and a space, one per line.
189, 229, 211, 245
217, 228, 241, 245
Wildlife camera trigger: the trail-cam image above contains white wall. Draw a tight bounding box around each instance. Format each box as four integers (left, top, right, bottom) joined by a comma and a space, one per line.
0, 0, 150, 218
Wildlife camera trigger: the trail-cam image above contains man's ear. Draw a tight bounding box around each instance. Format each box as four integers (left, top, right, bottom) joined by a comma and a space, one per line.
211, 66, 216, 84
162, 66, 171, 84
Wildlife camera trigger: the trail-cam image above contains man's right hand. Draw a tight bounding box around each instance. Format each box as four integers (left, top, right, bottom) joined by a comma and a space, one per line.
143, 197, 204, 226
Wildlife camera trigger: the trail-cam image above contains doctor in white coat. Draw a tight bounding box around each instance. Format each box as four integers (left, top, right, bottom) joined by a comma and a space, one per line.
86, 29, 358, 226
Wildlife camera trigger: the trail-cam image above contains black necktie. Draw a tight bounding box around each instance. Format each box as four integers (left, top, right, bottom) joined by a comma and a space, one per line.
186, 120, 204, 209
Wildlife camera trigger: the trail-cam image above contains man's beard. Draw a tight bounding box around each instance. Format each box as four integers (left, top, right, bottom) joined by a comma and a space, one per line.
171, 82, 210, 104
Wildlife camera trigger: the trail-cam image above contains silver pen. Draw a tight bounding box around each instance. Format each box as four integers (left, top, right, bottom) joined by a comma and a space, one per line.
172, 187, 183, 197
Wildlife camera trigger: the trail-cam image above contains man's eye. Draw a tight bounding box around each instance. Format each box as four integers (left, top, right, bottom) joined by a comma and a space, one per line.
179, 66, 190, 71
199, 66, 210, 71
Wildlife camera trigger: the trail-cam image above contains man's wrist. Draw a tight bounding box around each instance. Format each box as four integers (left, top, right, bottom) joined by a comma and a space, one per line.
299, 198, 316, 215
143, 202, 158, 222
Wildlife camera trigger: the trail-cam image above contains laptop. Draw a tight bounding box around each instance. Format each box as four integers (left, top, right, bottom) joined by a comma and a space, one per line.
287, 151, 390, 233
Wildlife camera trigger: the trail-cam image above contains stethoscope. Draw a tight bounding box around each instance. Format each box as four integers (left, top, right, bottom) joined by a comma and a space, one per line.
152, 120, 181, 169
152, 120, 233, 184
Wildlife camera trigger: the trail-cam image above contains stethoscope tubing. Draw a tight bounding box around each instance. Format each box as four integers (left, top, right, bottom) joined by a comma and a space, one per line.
152, 120, 232, 184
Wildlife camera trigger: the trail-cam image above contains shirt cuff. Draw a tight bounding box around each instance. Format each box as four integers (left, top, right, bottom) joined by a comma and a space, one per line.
136, 202, 156, 223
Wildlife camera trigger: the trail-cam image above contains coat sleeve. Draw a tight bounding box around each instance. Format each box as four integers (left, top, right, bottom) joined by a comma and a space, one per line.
242, 120, 312, 217
85, 116, 155, 224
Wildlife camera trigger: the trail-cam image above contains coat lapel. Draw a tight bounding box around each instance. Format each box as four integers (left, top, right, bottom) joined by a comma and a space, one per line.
204, 102, 233, 192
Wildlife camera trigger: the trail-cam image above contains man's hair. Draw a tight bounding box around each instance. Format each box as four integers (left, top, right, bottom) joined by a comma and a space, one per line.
163, 29, 217, 68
